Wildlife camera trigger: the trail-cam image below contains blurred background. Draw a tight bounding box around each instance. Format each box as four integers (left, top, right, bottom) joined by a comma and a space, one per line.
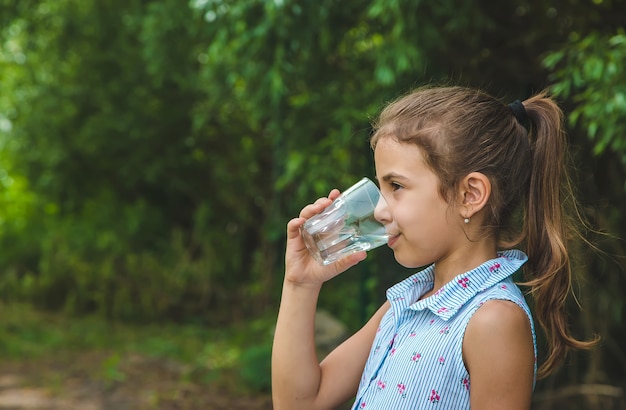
0, 0, 625, 408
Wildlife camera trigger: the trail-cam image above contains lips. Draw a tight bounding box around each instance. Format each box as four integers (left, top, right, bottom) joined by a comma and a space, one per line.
387, 234, 400, 247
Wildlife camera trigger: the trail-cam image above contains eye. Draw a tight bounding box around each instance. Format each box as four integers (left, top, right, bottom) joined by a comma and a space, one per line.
390, 182, 403, 191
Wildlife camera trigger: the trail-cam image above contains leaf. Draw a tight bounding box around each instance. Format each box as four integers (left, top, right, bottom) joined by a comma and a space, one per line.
543, 51, 564, 69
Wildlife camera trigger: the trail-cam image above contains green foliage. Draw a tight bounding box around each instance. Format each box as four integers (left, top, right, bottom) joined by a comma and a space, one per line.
0, 0, 626, 396
0, 0, 264, 321
100, 352, 127, 386
544, 30, 626, 165
0, 302, 273, 394
238, 342, 273, 393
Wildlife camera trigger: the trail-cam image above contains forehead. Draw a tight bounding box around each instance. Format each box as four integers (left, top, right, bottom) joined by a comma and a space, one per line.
374, 137, 428, 173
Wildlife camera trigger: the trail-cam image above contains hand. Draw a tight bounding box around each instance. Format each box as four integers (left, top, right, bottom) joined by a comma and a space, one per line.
284, 189, 367, 288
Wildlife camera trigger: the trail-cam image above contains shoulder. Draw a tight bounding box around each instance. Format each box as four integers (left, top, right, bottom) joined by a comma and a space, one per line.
464, 299, 533, 357
468, 298, 530, 330
462, 299, 535, 408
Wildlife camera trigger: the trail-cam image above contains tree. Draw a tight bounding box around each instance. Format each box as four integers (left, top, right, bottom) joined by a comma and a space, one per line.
1, 1, 625, 404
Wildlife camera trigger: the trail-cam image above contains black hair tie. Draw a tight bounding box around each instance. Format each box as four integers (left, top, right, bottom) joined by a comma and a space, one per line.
508, 100, 530, 132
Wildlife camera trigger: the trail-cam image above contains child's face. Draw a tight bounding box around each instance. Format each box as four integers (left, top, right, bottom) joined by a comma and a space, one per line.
374, 137, 465, 268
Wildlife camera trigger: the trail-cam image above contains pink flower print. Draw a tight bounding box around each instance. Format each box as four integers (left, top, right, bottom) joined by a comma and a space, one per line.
397, 383, 407, 398
501, 284, 508, 290
434, 287, 444, 296
458, 277, 470, 288
429, 319, 435, 325
489, 263, 501, 272
436, 307, 448, 314
377, 379, 386, 390
429, 389, 440, 403
438, 356, 445, 365
462, 377, 470, 391
360, 402, 366, 408
409, 330, 417, 337
389, 334, 397, 346
390, 348, 397, 356
439, 326, 449, 335
411, 352, 422, 361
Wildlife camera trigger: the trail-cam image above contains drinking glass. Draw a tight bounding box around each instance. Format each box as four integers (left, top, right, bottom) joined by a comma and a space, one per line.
300, 178, 389, 265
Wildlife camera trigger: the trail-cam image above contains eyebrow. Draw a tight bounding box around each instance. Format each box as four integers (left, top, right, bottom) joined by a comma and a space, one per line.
377, 172, 409, 183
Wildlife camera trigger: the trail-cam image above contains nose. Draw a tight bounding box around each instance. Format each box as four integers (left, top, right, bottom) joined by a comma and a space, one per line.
374, 194, 391, 225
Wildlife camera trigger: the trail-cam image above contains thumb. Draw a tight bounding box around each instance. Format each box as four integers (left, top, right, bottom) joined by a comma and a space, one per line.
286, 217, 306, 240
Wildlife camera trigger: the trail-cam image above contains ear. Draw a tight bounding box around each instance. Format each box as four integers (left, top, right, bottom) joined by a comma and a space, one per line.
458, 172, 491, 218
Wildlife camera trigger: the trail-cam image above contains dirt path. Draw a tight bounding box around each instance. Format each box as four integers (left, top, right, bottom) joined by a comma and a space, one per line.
0, 374, 98, 409
0, 352, 273, 409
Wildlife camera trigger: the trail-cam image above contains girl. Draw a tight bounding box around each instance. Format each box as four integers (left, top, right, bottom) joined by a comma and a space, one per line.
272, 86, 597, 409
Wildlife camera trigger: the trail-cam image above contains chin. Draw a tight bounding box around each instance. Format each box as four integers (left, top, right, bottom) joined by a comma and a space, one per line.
393, 253, 428, 269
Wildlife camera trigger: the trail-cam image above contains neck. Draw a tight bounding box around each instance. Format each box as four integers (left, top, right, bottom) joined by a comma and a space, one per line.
426, 239, 498, 298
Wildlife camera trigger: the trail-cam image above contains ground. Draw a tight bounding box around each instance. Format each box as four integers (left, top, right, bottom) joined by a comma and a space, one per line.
0, 351, 273, 410
2, 353, 624, 410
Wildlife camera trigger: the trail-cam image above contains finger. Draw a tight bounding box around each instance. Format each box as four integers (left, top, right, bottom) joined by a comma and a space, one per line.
328, 188, 341, 201
329, 251, 367, 277
299, 198, 333, 219
314, 195, 333, 206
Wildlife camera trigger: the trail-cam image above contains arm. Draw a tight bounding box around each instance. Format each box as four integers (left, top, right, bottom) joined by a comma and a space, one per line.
272, 190, 379, 410
273, 288, 389, 410
317, 301, 390, 406
463, 299, 535, 410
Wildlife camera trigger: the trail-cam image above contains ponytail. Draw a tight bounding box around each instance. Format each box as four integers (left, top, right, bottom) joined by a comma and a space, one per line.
521, 92, 599, 379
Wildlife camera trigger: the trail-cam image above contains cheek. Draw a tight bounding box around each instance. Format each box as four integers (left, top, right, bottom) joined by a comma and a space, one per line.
399, 202, 451, 238
396, 209, 429, 239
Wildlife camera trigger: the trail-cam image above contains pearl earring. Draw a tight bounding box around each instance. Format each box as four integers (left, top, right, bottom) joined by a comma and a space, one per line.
464, 217, 470, 224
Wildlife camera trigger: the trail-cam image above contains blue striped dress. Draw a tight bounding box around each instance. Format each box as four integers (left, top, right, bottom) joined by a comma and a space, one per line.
351, 250, 536, 409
